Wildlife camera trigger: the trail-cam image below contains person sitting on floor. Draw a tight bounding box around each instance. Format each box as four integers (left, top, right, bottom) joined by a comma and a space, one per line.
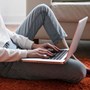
0, 4, 89, 83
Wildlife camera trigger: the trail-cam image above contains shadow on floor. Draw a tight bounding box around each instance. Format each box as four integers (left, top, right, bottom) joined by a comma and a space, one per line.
73, 40, 90, 59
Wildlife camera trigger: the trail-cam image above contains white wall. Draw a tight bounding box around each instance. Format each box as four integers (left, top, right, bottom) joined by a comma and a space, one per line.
0, 0, 26, 24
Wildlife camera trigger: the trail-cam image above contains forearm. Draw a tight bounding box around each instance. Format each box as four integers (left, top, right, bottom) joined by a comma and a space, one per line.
10, 32, 34, 49
0, 48, 27, 62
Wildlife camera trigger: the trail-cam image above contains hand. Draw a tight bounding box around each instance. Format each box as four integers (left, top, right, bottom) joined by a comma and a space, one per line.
32, 43, 60, 52
27, 48, 53, 59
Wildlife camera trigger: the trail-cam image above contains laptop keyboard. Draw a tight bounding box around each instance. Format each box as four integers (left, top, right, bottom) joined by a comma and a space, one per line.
49, 50, 68, 60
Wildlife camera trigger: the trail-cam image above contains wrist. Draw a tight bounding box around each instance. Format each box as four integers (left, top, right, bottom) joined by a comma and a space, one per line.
20, 50, 28, 58
31, 43, 38, 49
27, 50, 30, 58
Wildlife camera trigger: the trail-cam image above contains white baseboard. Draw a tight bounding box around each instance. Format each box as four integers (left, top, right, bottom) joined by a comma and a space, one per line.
3, 16, 26, 24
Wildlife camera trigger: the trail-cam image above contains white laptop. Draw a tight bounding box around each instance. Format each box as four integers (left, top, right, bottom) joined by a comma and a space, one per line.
22, 17, 88, 64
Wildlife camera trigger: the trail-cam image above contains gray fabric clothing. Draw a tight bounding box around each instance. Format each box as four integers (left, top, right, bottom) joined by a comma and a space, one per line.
16, 4, 67, 44
0, 4, 86, 83
1, 59, 86, 83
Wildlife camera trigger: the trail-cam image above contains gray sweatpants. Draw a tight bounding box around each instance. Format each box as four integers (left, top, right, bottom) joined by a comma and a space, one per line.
0, 4, 86, 83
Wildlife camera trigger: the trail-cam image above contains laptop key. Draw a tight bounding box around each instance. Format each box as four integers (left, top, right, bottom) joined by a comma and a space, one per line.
49, 50, 67, 60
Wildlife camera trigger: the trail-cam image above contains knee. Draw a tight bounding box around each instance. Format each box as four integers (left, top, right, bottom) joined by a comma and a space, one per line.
38, 4, 50, 9
36, 4, 51, 13
73, 64, 86, 83
67, 60, 87, 83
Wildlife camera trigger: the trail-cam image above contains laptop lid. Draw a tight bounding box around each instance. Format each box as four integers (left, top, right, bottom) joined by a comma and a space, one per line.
65, 16, 88, 62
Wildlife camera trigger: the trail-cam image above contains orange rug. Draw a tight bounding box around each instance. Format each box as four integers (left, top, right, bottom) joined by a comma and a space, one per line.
0, 58, 90, 90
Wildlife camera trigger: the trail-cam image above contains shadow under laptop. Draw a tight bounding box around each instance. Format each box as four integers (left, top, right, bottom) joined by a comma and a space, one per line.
67, 40, 90, 59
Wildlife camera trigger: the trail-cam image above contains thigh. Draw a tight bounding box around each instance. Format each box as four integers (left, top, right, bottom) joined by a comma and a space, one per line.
5, 59, 86, 82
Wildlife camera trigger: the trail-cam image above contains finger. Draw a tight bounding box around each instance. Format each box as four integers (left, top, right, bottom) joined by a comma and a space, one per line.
38, 49, 53, 56
47, 44, 60, 51
42, 54, 49, 59
53, 45, 60, 51
37, 53, 49, 59
39, 50, 53, 56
